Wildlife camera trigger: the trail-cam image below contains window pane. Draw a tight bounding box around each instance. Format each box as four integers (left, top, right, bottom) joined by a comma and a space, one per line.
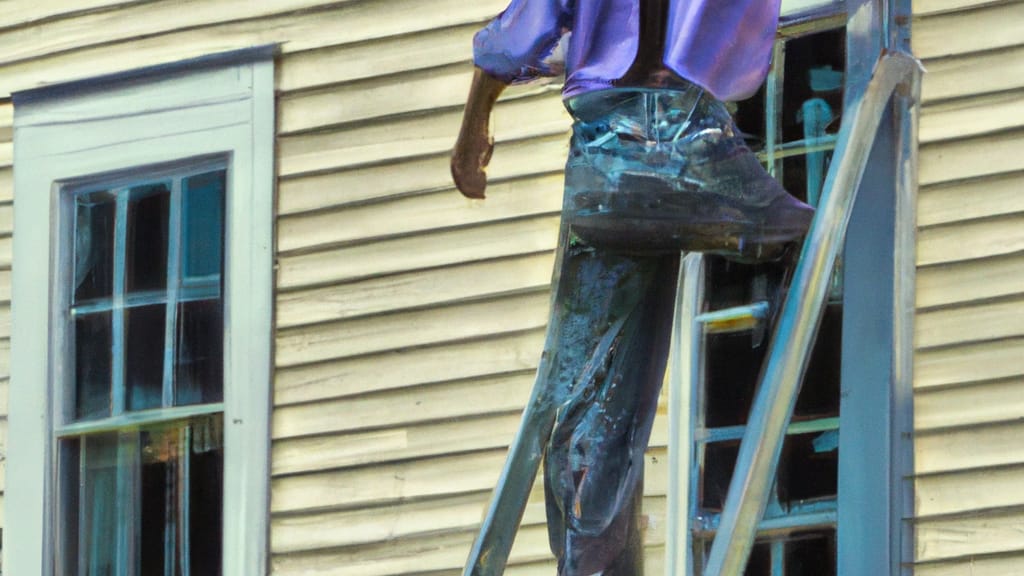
75, 311, 112, 421
182, 170, 225, 280
126, 183, 170, 293
175, 299, 223, 406
745, 542, 771, 576
190, 416, 224, 575
777, 431, 839, 505
704, 332, 764, 428
74, 192, 116, 303
125, 304, 166, 412
700, 441, 740, 511
795, 304, 842, 420
58, 438, 82, 576
139, 427, 171, 575
781, 29, 845, 145
140, 417, 225, 575
786, 530, 836, 575
83, 433, 119, 576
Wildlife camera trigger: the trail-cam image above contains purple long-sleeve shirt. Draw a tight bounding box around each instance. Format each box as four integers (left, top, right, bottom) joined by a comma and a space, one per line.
474, 0, 781, 101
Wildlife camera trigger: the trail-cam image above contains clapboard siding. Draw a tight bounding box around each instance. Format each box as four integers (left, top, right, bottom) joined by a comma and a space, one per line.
918, 91, 1024, 144
917, 170, 1024, 228
914, 378, 1024, 431
915, 508, 1024, 563
917, 211, 1024, 266
912, 0, 1024, 568
914, 295, 1024, 349
276, 252, 556, 328
915, 554, 1024, 576
272, 374, 534, 441
915, 337, 1024, 390
277, 93, 567, 183
277, 215, 562, 289
916, 464, 1024, 518
913, 1, 1024, 59
920, 44, 1024, 104
275, 328, 546, 405
276, 173, 563, 253
275, 291, 552, 368
277, 135, 567, 217
918, 129, 1024, 187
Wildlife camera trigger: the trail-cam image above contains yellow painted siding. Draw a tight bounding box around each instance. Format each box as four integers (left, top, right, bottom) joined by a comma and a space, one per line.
0, 1, 672, 572
912, 0, 1024, 570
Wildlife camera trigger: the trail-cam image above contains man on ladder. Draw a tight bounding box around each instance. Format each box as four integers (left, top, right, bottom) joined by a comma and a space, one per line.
451, 2, 813, 574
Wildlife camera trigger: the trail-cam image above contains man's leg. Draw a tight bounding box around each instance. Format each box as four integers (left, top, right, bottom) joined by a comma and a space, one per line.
542, 245, 679, 576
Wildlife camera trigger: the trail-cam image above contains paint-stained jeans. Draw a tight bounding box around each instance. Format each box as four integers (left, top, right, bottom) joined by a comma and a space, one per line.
541, 87, 810, 575
541, 237, 678, 576
562, 87, 811, 260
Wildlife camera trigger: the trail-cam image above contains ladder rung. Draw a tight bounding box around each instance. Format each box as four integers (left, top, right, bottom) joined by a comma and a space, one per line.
696, 301, 770, 334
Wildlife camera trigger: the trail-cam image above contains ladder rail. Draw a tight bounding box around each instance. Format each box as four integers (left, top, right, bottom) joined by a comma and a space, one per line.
701, 51, 922, 576
665, 253, 705, 576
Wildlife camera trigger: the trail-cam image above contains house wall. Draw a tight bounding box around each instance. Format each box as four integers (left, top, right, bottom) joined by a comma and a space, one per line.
6, 0, 1023, 573
911, 0, 1024, 573
0, 1, 672, 573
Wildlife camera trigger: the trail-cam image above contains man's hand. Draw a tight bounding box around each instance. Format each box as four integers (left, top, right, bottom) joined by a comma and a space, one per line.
451, 120, 494, 199
452, 68, 508, 199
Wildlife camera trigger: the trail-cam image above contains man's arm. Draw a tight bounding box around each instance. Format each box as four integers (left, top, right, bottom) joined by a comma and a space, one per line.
451, 68, 508, 199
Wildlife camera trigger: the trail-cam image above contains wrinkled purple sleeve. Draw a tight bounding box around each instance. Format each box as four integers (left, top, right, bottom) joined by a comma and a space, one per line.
474, 0, 574, 84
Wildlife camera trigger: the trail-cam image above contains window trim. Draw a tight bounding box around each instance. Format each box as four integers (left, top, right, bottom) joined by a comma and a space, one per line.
5, 50, 275, 575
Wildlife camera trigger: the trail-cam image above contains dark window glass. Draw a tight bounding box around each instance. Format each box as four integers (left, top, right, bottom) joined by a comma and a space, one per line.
182, 171, 225, 281
75, 311, 112, 421
786, 530, 837, 575
175, 299, 224, 406
704, 332, 764, 428
745, 542, 771, 576
732, 85, 767, 152
125, 304, 166, 412
125, 184, 169, 293
778, 431, 839, 505
794, 304, 842, 420
139, 417, 224, 574
190, 416, 224, 575
700, 441, 740, 511
59, 438, 82, 576
781, 29, 845, 144
74, 192, 116, 303
140, 429, 172, 575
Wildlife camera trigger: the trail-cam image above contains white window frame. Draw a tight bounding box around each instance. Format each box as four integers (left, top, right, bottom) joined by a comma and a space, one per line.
4, 50, 275, 575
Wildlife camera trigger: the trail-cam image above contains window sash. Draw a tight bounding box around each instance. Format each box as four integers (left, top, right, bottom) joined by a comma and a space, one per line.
61, 159, 227, 427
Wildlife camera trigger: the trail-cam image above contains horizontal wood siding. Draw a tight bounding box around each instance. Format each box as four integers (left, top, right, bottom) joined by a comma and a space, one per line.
912, 0, 1024, 569
0, 1, 670, 571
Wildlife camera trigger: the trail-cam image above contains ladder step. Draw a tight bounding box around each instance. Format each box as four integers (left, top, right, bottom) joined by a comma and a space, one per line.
696, 301, 770, 334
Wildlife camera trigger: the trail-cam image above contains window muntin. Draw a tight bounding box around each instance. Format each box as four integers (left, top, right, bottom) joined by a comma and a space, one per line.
57, 160, 227, 575
690, 23, 846, 575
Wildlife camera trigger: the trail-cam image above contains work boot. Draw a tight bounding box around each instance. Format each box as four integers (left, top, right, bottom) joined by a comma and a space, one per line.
563, 89, 815, 261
